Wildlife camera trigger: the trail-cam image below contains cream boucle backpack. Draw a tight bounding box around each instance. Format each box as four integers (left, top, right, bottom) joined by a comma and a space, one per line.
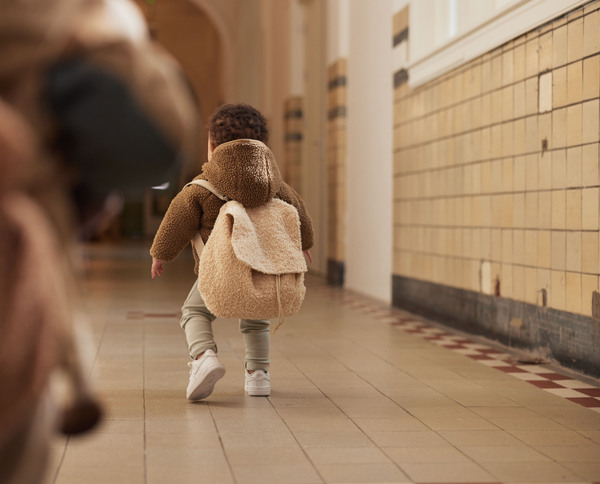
187, 179, 308, 332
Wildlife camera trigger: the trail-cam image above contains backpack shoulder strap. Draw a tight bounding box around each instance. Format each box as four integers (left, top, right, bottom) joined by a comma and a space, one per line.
185, 179, 231, 202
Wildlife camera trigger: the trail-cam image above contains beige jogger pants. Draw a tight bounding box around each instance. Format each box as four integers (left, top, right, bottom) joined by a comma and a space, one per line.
180, 281, 271, 371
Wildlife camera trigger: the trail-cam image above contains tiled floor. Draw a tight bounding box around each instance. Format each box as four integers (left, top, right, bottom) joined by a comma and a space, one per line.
48, 242, 600, 484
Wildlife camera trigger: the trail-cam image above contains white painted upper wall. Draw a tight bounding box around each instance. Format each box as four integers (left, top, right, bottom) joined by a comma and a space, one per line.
409, 0, 588, 87
346, 0, 393, 303
327, 0, 349, 63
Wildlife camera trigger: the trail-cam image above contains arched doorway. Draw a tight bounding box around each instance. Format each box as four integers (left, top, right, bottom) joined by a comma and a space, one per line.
132, 0, 227, 236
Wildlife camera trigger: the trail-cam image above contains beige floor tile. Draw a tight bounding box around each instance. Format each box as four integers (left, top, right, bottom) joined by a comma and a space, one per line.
144, 418, 216, 434
329, 397, 402, 409
439, 430, 526, 447
215, 416, 289, 432
561, 461, 600, 481
55, 465, 144, 484
219, 431, 298, 448
226, 447, 309, 466
384, 445, 470, 463
579, 430, 600, 444
485, 417, 569, 431
399, 461, 495, 483
481, 461, 582, 482
61, 445, 143, 468
508, 430, 598, 446
305, 447, 390, 464
469, 406, 541, 419
341, 406, 413, 419
269, 397, 336, 408
294, 431, 375, 448
417, 416, 499, 431
353, 418, 429, 432
361, 431, 448, 448
315, 462, 410, 483
460, 445, 551, 462
283, 417, 359, 432
535, 445, 600, 462
232, 464, 322, 484
276, 407, 348, 420
145, 432, 222, 448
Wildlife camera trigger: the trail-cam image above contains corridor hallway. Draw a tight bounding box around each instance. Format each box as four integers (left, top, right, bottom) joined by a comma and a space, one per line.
48, 243, 600, 484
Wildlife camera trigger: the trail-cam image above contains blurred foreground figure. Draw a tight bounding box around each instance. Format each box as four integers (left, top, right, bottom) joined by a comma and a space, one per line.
0, 0, 197, 482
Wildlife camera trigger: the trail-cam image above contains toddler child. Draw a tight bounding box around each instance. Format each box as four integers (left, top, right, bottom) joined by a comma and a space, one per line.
150, 103, 314, 400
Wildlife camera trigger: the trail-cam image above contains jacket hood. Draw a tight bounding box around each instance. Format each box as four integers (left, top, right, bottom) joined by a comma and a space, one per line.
202, 139, 282, 208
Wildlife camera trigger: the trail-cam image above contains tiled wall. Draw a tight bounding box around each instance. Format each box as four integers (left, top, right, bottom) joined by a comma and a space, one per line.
283, 96, 303, 193
393, 3, 600, 318
327, 58, 347, 286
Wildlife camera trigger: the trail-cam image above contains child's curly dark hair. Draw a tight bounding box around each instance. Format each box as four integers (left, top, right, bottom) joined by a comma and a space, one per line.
206, 103, 269, 147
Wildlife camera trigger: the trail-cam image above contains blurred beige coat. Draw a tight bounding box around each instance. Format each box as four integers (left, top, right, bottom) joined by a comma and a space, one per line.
0, 0, 197, 238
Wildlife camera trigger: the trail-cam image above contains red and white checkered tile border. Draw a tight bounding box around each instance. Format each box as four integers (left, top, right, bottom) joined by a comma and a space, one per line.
312, 284, 600, 413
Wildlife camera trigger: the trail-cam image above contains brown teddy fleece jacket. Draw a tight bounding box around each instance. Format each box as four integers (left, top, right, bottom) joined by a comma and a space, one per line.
150, 139, 314, 274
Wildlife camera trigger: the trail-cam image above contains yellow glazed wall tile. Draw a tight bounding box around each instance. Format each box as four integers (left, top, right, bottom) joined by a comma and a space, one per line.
501, 263, 514, 298
525, 267, 538, 304
502, 158, 514, 192
567, 61, 583, 105
552, 67, 567, 108
551, 190, 566, 230
513, 81, 525, 119
582, 100, 600, 144
538, 268, 552, 306
502, 86, 514, 121
552, 149, 567, 189
582, 231, 599, 274
514, 119, 526, 156
502, 230, 513, 264
538, 113, 552, 152
492, 125, 503, 159
551, 270, 567, 311
481, 59, 492, 94
513, 265, 525, 302
566, 189, 582, 231
552, 108, 567, 149
502, 122, 514, 157
566, 104, 583, 147
566, 272, 582, 314
553, 26, 567, 68
526, 38, 539, 78
582, 55, 599, 101
525, 192, 538, 229
539, 151, 552, 192
525, 230, 538, 266
582, 144, 599, 187
539, 32, 553, 72
567, 147, 582, 188
566, 231, 582, 272
537, 230, 552, 269
471, 97, 482, 129
539, 191, 552, 229
525, 154, 538, 191
567, 17, 584, 63
491, 90, 502, 125
513, 229, 525, 265
514, 44, 525, 82
551, 230, 566, 270
492, 54, 503, 90
481, 94, 492, 127
514, 156, 526, 192
525, 116, 538, 155
525, 78, 538, 116
584, 10, 600, 57
491, 228, 503, 262
582, 187, 599, 230
503, 50, 514, 86
581, 274, 598, 317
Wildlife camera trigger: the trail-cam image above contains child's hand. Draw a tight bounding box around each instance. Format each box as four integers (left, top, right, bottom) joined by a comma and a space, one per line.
151, 258, 164, 278
303, 250, 313, 263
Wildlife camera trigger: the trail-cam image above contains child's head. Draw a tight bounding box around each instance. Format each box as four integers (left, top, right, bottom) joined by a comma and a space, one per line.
206, 103, 268, 152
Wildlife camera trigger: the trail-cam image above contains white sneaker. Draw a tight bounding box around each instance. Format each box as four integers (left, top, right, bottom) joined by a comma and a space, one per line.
245, 369, 270, 396
186, 349, 226, 401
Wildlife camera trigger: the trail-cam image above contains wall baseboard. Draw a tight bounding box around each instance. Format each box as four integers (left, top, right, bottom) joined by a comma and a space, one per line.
392, 275, 600, 378
327, 259, 345, 287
